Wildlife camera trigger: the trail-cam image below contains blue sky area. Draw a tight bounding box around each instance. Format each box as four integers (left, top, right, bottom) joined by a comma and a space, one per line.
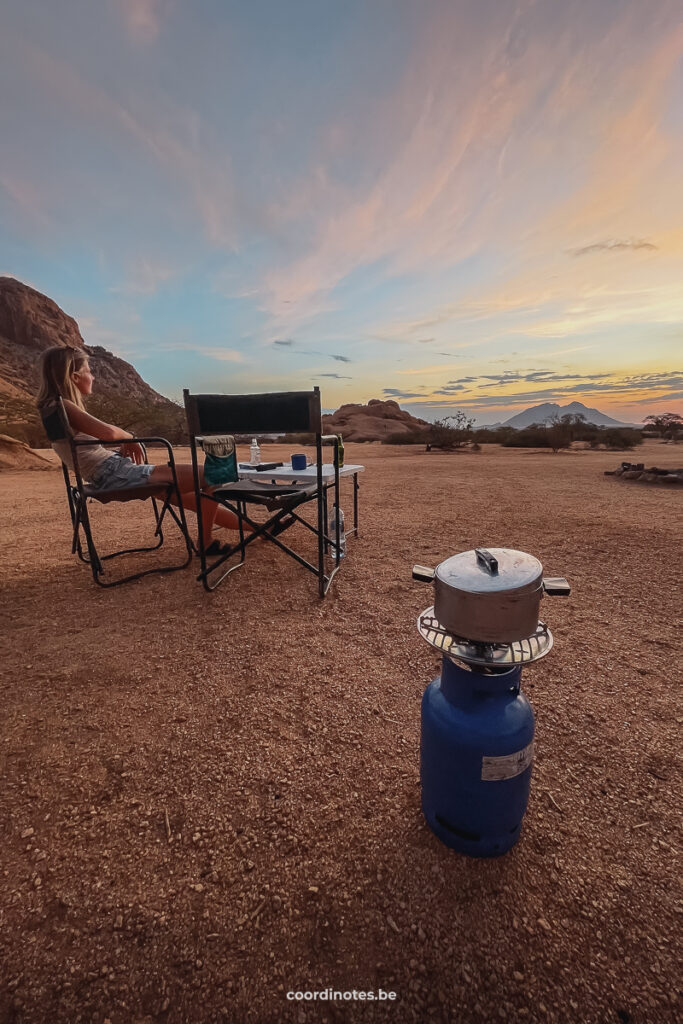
1, 0, 681, 424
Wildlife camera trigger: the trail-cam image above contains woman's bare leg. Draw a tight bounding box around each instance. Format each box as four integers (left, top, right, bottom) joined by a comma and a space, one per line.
150, 463, 251, 546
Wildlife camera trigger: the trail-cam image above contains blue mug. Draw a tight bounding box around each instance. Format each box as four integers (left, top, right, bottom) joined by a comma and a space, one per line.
291, 453, 307, 471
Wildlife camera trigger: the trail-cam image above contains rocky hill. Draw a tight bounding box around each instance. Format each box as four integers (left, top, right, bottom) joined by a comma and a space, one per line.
323, 399, 429, 442
0, 276, 185, 446
0, 277, 432, 447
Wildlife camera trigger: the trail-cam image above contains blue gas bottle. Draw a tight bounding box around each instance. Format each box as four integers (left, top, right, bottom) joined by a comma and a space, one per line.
421, 657, 535, 858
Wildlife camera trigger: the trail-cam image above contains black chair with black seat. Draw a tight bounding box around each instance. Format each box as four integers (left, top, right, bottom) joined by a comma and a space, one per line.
183, 387, 343, 595
41, 397, 194, 587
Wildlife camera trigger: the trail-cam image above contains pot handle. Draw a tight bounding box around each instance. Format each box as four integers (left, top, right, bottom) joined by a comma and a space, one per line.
475, 548, 499, 574
412, 565, 435, 583
543, 577, 571, 596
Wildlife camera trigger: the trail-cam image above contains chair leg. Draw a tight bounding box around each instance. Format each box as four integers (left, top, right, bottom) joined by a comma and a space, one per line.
197, 498, 335, 594
165, 501, 197, 555
73, 488, 192, 588
77, 497, 104, 581
68, 488, 89, 562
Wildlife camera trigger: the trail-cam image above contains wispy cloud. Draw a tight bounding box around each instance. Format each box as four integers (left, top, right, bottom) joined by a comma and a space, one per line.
4, 28, 237, 245
568, 238, 658, 257
263, 4, 682, 339
0, 173, 54, 232
475, 370, 612, 388
418, 370, 683, 410
1, 1, 680, 422
397, 363, 462, 375
157, 343, 245, 363
383, 388, 424, 399
110, 257, 177, 295
118, 0, 165, 45
320, 373, 352, 379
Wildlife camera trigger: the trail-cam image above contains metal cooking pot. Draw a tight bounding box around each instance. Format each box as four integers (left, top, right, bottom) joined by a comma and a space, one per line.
413, 547, 570, 644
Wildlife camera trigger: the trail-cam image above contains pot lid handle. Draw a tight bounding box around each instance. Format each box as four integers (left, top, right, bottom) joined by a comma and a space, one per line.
412, 565, 435, 583
475, 548, 499, 574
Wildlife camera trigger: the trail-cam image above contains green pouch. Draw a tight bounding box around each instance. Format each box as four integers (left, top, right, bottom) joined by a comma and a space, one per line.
201, 435, 238, 487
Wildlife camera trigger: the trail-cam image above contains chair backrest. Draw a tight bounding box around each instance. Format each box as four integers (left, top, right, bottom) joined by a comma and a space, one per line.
40, 397, 71, 443
183, 388, 322, 438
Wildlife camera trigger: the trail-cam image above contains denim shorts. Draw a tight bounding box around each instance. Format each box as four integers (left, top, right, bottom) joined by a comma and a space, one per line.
89, 454, 156, 491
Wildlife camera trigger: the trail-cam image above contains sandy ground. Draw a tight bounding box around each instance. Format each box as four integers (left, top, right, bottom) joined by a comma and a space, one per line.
0, 440, 681, 1024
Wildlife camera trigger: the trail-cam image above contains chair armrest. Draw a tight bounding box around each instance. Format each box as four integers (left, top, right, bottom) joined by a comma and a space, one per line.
72, 436, 176, 467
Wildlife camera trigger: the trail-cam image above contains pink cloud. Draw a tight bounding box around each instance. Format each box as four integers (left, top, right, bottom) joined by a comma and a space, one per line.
0, 173, 54, 232
117, 0, 165, 44
109, 258, 178, 295
5, 27, 236, 245
262, 1, 683, 347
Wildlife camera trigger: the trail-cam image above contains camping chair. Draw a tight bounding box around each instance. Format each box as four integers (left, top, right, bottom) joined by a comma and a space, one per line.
183, 387, 343, 595
41, 398, 193, 587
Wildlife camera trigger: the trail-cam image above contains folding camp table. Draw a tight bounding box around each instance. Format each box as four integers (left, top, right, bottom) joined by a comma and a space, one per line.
238, 462, 364, 539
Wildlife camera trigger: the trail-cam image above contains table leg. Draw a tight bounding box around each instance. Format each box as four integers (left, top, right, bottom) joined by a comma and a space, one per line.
352, 472, 359, 537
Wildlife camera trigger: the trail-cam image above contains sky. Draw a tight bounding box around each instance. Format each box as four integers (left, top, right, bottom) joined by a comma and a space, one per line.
1, 0, 681, 425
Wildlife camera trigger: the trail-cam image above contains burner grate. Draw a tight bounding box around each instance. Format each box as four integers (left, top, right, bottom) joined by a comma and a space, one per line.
418, 608, 553, 667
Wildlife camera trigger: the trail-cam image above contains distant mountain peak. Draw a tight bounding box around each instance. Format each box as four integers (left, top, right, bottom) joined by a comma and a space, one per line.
501, 401, 634, 429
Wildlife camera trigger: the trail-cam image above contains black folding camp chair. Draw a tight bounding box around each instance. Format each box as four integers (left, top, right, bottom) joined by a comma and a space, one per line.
183, 387, 344, 595
41, 398, 193, 587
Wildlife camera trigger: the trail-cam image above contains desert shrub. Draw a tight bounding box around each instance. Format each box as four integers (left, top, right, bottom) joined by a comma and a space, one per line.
473, 426, 517, 445
503, 424, 550, 448
601, 428, 643, 450
382, 427, 429, 445
88, 395, 188, 445
571, 420, 600, 444
502, 413, 597, 452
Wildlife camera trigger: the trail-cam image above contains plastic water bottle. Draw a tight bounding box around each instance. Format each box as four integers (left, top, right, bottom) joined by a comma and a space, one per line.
329, 506, 346, 559
250, 438, 261, 466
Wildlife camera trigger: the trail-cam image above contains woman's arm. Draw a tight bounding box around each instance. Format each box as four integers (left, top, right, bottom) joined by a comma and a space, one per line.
63, 400, 144, 464
63, 400, 132, 442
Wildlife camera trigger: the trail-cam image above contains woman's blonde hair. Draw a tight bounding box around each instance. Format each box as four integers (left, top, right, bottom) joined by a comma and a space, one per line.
36, 346, 89, 410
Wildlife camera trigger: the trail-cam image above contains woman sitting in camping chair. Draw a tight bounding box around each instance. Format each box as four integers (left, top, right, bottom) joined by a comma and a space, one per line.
36, 345, 243, 555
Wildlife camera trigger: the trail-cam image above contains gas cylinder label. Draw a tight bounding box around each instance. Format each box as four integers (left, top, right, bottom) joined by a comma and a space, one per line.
481, 741, 534, 781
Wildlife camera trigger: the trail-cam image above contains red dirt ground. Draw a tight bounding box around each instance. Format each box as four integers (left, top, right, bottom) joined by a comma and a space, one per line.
1, 440, 681, 1024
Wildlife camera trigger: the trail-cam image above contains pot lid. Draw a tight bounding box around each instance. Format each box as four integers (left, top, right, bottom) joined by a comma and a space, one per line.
435, 547, 543, 596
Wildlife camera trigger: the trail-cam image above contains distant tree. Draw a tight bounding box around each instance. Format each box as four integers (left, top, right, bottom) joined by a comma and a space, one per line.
644, 412, 683, 440
546, 414, 574, 452
426, 411, 475, 450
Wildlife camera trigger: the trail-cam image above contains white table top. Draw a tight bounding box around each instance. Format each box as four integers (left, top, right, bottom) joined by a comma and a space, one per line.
238, 462, 364, 482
